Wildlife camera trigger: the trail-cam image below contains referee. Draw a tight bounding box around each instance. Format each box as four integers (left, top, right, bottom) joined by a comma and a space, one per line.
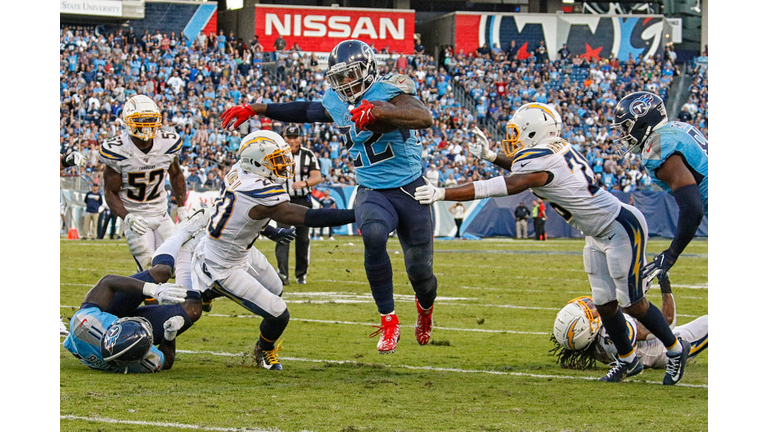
276, 125, 322, 285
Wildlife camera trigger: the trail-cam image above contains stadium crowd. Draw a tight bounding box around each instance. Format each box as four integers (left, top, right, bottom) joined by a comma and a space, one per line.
60, 25, 708, 194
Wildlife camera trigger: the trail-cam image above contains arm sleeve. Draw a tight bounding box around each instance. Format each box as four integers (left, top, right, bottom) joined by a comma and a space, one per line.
264, 101, 331, 123
669, 184, 705, 257
303, 208, 355, 227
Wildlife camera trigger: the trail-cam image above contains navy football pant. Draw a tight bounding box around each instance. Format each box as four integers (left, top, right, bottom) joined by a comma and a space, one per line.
354, 177, 438, 314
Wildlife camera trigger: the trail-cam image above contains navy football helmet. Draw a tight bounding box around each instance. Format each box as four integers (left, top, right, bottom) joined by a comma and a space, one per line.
100, 317, 154, 366
611, 92, 668, 156
326, 40, 378, 104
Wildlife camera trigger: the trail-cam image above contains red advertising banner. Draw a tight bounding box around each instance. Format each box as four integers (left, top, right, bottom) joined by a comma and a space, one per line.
255, 5, 415, 54
454, 13, 482, 55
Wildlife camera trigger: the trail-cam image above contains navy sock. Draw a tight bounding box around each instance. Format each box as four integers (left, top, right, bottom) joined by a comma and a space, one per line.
259, 309, 291, 351
412, 274, 437, 310
634, 302, 678, 348
366, 261, 395, 314
601, 310, 635, 358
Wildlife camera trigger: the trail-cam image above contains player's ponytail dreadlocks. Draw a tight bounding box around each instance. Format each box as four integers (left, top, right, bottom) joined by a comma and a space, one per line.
549, 334, 600, 370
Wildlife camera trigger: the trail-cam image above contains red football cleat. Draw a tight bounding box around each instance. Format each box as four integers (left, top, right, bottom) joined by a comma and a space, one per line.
414, 297, 434, 345
369, 313, 400, 354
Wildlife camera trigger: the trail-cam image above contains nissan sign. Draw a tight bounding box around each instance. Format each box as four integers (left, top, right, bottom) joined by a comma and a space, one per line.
255, 5, 415, 54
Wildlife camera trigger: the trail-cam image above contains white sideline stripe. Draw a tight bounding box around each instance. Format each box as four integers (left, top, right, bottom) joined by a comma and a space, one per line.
59, 415, 279, 431
174, 349, 708, 389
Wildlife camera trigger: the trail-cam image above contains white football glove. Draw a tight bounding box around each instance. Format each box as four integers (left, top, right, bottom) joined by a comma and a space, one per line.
467, 127, 498, 162
124, 213, 149, 235
143, 282, 188, 305
163, 315, 185, 341
414, 183, 445, 205
64, 151, 87, 168
176, 206, 188, 222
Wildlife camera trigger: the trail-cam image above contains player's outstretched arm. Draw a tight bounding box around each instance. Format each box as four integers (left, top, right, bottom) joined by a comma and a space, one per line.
221, 99, 332, 130
82, 275, 187, 311
249, 202, 355, 228
415, 172, 550, 204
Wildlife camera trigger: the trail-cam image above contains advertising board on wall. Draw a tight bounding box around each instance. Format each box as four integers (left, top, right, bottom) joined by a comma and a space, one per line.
60, 0, 123, 17
255, 5, 415, 54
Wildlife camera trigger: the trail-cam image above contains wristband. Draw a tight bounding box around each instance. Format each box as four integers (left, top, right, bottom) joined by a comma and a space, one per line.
473, 175, 508, 199
486, 152, 498, 163
142, 282, 158, 298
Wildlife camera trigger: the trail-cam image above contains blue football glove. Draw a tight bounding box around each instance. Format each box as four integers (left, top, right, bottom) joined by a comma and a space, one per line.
642, 249, 677, 282
267, 227, 296, 245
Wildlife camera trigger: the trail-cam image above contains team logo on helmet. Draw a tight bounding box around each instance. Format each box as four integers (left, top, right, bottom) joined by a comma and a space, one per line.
102, 325, 122, 355
630, 94, 655, 116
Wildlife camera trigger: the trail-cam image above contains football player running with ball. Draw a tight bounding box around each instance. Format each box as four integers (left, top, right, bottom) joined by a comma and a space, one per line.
100, 95, 188, 272
220, 40, 437, 355
611, 92, 708, 283
191, 130, 355, 371
415, 103, 691, 384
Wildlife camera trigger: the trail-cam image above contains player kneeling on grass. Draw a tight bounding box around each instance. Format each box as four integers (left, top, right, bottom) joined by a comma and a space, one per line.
415, 103, 691, 385
551, 273, 708, 372
191, 130, 356, 371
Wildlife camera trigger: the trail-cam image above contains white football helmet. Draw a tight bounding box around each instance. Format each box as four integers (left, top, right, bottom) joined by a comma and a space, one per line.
122, 95, 162, 141
502, 103, 562, 157
553, 296, 602, 351
238, 130, 295, 182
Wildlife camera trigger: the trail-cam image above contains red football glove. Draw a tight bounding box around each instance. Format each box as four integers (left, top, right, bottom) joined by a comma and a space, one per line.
350, 99, 377, 131
220, 104, 257, 129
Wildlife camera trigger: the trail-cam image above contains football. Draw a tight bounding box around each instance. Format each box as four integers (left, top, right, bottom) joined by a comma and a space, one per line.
365, 100, 398, 134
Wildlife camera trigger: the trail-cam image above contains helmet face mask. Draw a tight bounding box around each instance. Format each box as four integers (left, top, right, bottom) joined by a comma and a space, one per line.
123, 95, 162, 141
326, 40, 378, 104
238, 130, 295, 182
100, 316, 154, 367
502, 103, 562, 158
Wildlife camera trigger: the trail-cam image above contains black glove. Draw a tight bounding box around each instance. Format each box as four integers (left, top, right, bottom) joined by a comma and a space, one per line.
266, 227, 296, 245
657, 271, 672, 294
642, 249, 677, 282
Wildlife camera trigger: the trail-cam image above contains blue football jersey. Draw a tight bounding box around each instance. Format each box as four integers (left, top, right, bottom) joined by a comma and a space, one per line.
63, 305, 165, 373
322, 73, 423, 189
641, 121, 708, 212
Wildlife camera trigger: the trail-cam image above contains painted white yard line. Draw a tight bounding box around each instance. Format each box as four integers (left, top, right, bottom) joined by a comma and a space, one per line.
59, 415, 280, 431
173, 349, 708, 389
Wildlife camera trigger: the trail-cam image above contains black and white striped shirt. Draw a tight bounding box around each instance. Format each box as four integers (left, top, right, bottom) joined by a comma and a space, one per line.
285, 147, 320, 197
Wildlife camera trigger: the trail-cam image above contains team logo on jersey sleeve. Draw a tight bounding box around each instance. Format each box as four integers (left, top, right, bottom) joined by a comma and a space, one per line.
630, 94, 655, 116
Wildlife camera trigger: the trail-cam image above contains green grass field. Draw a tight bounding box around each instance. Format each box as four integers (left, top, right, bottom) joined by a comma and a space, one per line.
60, 236, 708, 432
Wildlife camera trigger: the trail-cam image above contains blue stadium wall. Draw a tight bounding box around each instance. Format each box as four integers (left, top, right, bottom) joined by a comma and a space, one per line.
314, 186, 707, 240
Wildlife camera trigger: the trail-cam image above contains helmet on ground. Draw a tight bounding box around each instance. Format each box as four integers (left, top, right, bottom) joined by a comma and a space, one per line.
502, 103, 562, 157
326, 40, 379, 104
611, 91, 668, 156
100, 316, 154, 366
238, 130, 295, 182
122, 95, 162, 141
553, 296, 601, 351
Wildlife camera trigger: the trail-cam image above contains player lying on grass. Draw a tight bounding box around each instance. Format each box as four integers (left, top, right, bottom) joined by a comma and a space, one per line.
191, 130, 356, 371
414, 103, 691, 385
62, 211, 209, 373
551, 272, 708, 371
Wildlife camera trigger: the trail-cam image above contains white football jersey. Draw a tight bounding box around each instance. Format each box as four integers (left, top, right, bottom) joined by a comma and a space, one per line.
99, 130, 182, 217
512, 139, 621, 237
200, 162, 289, 266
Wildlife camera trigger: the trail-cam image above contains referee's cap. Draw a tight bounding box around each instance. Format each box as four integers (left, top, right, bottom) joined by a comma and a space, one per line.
284, 125, 301, 137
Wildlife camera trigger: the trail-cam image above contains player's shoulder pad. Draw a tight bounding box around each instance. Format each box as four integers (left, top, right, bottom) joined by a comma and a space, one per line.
380, 73, 416, 95
99, 135, 131, 162
236, 177, 289, 204
643, 131, 664, 162
155, 130, 183, 155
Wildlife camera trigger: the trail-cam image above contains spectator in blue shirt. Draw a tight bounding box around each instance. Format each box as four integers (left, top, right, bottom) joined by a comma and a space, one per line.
83, 184, 103, 240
